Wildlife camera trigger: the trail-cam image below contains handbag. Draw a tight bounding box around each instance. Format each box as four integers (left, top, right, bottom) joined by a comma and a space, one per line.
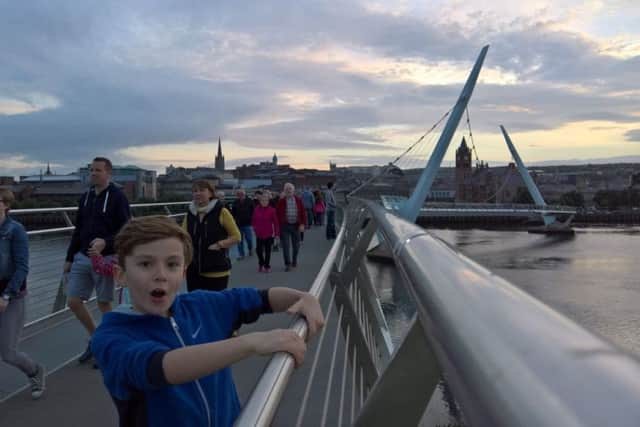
91, 255, 115, 277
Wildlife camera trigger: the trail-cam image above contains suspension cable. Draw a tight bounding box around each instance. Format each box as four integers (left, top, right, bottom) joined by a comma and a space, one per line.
481, 166, 514, 203
465, 107, 481, 165
348, 108, 451, 198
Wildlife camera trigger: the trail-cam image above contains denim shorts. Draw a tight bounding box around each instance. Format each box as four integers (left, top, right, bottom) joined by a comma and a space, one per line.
67, 253, 115, 302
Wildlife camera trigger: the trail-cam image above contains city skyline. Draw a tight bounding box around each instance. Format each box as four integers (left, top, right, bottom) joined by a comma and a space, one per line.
1, 0, 639, 178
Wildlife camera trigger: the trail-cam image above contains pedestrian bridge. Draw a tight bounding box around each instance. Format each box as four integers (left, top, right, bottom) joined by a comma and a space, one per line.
381, 196, 576, 221
2, 200, 640, 427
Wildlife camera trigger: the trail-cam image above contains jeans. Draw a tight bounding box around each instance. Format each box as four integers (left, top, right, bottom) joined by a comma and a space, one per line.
256, 237, 274, 268
280, 223, 301, 266
0, 297, 37, 377
326, 210, 337, 239
305, 208, 314, 228
237, 225, 254, 257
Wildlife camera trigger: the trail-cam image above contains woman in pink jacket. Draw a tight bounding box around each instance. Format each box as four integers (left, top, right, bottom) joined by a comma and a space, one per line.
251, 192, 280, 273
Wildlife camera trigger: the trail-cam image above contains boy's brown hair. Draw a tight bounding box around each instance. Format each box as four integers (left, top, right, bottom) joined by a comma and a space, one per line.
191, 179, 216, 199
0, 189, 15, 211
115, 216, 193, 268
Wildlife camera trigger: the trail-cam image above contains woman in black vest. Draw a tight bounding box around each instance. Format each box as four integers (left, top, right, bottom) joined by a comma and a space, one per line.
182, 180, 241, 291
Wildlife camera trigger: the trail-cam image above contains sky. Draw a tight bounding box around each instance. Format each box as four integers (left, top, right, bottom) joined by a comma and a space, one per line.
0, 0, 639, 178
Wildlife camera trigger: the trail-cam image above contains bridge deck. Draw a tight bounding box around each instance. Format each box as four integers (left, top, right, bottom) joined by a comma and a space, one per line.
0, 226, 335, 426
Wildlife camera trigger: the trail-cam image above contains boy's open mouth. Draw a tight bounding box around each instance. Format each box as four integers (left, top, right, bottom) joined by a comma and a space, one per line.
150, 289, 167, 298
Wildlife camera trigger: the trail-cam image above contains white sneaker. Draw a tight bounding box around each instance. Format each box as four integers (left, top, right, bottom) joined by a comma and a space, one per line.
29, 364, 46, 400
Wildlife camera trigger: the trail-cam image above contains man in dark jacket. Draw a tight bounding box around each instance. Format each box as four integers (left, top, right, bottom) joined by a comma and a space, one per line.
231, 189, 254, 260
63, 157, 130, 364
276, 183, 306, 272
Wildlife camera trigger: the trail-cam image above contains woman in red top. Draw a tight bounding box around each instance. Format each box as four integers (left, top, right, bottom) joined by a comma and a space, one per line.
251, 193, 280, 272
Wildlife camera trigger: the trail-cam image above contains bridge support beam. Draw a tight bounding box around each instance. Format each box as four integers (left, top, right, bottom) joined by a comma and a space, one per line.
354, 317, 441, 427
399, 45, 489, 223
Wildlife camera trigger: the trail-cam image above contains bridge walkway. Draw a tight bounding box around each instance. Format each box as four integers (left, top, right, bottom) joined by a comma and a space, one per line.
0, 225, 335, 426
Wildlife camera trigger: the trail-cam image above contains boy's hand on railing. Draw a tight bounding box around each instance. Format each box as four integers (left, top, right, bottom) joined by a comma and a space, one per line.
248, 330, 306, 368
287, 293, 325, 340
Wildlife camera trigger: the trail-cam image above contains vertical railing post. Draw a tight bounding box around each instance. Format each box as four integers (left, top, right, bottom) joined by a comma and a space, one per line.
354, 317, 441, 427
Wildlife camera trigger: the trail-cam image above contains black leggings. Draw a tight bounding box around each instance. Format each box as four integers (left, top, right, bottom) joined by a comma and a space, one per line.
256, 237, 274, 268
186, 270, 229, 292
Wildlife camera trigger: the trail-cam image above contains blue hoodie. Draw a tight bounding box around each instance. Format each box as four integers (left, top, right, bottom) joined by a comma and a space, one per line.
92, 288, 272, 427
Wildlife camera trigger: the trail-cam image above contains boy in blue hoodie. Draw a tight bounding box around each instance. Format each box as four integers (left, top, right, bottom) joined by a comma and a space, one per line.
91, 215, 324, 427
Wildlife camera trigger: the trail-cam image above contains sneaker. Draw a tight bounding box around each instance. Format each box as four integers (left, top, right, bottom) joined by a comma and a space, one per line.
29, 364, 46, 400
265, 267, 272, 273
78, 341, 93, 364
292, 262, 298, 268
258, 266, 264, 273
285, 265, 291, 272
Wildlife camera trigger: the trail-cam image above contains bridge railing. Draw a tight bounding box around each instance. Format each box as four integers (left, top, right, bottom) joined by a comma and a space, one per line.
379, 195, 577, 213
237, 199, 640, 426
10, 202, 190, 324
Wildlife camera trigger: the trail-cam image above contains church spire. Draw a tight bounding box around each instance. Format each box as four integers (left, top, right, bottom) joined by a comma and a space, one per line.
215, 137, 225, 171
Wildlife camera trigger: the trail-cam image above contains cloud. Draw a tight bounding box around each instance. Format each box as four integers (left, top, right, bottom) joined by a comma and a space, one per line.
625, 129, 640, 142
0, 0, 639, 178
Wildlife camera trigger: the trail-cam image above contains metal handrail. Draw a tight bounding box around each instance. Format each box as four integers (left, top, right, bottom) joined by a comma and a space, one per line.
364, 200, 640, 426
235, 211, 347, 427
10, 201, 190, 215
10, 202, 191, 236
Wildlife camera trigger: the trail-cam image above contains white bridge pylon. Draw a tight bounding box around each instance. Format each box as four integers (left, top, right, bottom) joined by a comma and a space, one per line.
397, 44, 569, 229
399, 44, 489, 223
500, 125, 557, 226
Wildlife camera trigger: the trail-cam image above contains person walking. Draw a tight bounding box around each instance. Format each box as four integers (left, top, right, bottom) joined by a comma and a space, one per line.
63, 157, 131, 364
301, 187, 315, 230
231, 189, 254, 260
251, 192, 280, 273
313, 190, 325, 226
324, 182, 337, 240
183, 180, 240, 291
0, 189, 46, 399
276, 183, 306, 272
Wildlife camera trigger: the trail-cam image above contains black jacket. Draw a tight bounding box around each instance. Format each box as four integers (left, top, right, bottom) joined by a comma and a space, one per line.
186, 201, 231, 274
66, 183, 131, 262
231, 197, 254, 227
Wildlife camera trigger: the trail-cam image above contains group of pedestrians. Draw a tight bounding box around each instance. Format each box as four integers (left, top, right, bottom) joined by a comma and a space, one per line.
0, 155, 339, 415
228, 182, 338, 273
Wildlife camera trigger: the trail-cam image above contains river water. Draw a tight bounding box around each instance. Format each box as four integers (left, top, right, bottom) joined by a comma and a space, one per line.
371, 225, 640, 425
428, 226, 640, 357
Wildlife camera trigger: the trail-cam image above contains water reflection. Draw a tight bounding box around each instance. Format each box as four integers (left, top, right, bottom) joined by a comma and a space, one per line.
370, 225, 640, 425
494, 256, 572, 270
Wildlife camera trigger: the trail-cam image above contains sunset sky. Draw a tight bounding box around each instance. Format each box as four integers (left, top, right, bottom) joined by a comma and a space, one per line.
1, 0, 639, 177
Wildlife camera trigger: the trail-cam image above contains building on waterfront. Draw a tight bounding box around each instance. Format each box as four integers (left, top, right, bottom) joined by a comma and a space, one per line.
454, 137, 532, 204
455, 137, 500, 203
76, 164, 157, 201
0, 176, 16, 189
10, 162, 85, 202
158, 166, 221, 200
